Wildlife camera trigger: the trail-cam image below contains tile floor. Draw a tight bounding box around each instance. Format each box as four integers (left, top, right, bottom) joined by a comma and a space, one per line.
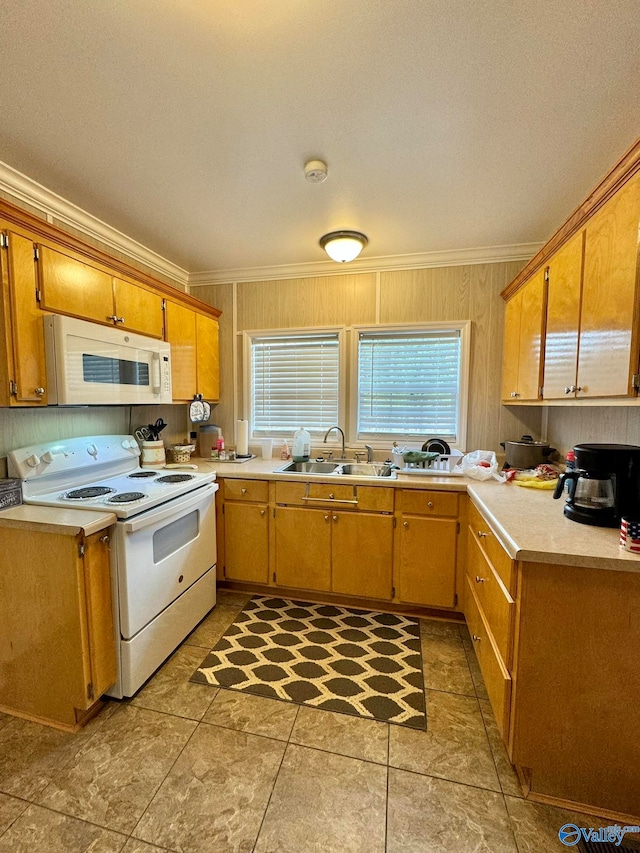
0, 590, 619, 852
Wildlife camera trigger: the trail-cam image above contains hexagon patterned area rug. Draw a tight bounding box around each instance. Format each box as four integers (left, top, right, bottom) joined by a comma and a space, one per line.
191, 596, 426, 729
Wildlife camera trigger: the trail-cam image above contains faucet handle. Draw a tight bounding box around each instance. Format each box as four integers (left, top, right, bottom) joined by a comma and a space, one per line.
355, 451, 366, 463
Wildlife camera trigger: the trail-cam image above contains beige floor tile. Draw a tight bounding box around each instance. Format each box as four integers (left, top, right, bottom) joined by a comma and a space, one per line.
216, 589, 253, 608
0, 712, 12, 732
120, 839, 168, 852
0, 793, 28, 835
0, 804, 126, 853
0, 714, 105, 800
421, 634, 476, 696
478, 699, 523, 797
130, 644, 217, 720
132, 723, 285, 853
36, 705, 196, 834
182, 604, 240, 649
388, 768, 518, 852
254, 743, 387, 853
420, 618, 463, 638
389, 690, 500, 791
202, 688, 297, 740
290, 705, 388, 764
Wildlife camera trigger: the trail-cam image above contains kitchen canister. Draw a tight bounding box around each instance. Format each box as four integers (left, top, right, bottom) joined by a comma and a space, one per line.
141, 440, 166, 469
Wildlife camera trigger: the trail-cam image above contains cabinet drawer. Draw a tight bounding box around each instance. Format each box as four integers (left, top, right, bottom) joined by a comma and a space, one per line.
468, 500, 515, 593
275, 481, 393, 513
465, 575, 511, 738
400, 489, 458, 517
466, 531, 514, 666
223, 478, 269, 503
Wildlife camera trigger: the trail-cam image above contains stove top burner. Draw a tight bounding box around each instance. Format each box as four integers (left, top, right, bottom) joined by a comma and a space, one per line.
156, 474, 195, 484
108, 491, 146, 504
128, 471, 158, 479
64, 486, 116, 500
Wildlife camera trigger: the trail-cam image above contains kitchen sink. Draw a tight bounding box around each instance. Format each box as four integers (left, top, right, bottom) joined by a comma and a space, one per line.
276, 460, 396, 479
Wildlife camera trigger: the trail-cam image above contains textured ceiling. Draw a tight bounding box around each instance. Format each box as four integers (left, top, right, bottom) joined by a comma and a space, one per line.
0, 0, 639, 275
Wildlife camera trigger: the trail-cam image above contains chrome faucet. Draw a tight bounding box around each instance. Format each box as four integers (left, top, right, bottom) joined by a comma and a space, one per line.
323, 426, 346, 460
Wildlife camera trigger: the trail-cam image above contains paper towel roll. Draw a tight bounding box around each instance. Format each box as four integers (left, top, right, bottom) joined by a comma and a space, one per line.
236, 420, 249, 456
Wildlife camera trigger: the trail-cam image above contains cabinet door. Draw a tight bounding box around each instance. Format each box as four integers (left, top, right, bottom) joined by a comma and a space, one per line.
579, 171, 640, 397
113, 277, 164, 339
274, 506, 331, 591
82, 531, 116, 703
164, 300, 197, 401
543, 232, 584, 399
196, 312, 220, 400
331, 511, 393, 600
2, 228, 48, 404
38, 245, 114, 323
516, 268, 547, 400
398, 516, 457, 608
501, 289, 522, 401
224, 502, 269, 584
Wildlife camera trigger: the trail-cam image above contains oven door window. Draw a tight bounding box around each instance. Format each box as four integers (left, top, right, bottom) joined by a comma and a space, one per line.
153, 510, 199, 563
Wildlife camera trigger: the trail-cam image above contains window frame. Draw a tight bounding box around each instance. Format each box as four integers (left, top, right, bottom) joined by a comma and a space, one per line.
243, 326, 347, 441
348, 321, 471, 450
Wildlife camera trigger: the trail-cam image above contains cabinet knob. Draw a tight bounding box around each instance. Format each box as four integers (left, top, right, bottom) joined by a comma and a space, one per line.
329, 493, 335, 500
332, 515, 338, 522
564, 386, 573, 394
99, 534, 110, 544
427, 501, 434, 508
475, 575, 486, 583
241, 488, 247, 494
403, 520, 409, 528
107, 314, 118, 322
35, 387, 45, 397
324, 514, 330, 522
510, 391, 520, 398
260, 509, 265, 517
575, 386, 582, 393
477, 530, 488, 538
116, 317, 125, 324
472, 634, 481, 643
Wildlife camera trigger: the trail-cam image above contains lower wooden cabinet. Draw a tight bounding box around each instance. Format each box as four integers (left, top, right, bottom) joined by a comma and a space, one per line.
331, 511, 393, 600
224, 502, 269, 584
0, 523, 116, 730
273, 505, 332, 592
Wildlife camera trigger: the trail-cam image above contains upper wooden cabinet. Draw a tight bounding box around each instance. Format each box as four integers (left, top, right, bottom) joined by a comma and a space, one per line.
0, 225, 48, 406
501, 268, 547, 402
503, 138, 640, 404
38, 245, 164, 339
165, 300, 220, 402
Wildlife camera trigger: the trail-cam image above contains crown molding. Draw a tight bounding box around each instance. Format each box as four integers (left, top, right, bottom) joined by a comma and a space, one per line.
188, 242, 542, 286
0, 160, 189, 286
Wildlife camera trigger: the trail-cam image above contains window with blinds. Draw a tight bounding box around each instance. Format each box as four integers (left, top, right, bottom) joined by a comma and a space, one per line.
357, 329, 462, 439
250, 332, 340, 435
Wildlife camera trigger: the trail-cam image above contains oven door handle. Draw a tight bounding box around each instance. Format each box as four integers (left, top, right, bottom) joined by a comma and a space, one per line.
122, 483, 219, 533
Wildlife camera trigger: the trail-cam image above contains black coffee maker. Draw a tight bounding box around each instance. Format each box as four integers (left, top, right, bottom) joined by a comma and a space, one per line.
553, 443, 640, 527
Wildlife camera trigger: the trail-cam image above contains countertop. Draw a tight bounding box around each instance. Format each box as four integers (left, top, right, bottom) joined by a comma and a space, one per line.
0, 505, 116, 536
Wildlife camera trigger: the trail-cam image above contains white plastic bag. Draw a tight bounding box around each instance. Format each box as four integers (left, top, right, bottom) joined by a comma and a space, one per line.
460, 450, 503, 481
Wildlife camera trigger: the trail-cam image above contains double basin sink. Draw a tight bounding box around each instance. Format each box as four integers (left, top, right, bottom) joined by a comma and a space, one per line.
277, 460, 396, 479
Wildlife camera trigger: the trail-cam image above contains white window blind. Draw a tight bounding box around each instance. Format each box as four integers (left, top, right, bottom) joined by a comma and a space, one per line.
357, 329, 461, 438
250, 333, 340, 435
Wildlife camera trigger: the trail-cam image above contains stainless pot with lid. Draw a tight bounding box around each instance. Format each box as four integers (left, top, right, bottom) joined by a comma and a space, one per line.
500, 434, 556, 469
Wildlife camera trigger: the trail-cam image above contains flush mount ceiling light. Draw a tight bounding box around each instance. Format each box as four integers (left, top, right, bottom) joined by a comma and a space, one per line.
319, 230, 369, 263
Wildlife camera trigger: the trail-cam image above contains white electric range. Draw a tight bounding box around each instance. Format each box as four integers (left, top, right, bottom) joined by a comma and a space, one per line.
8, 435, 218, 698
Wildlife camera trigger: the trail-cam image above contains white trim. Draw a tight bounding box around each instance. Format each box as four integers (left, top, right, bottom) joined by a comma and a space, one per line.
0, 160, 189, 286
349, 321, 471, 452
187, 242, 542, 285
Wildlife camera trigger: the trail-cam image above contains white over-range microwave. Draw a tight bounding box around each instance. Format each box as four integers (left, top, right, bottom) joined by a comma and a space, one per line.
44, 315, 172, 405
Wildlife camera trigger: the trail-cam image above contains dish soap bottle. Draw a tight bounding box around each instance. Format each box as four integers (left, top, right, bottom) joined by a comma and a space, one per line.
292, 427, 311, 462
280, 439, 290, 460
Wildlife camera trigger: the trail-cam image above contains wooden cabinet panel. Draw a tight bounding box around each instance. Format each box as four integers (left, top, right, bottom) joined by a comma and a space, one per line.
165, 299, 197, 401
275, 481, 393, 513
501, 289, 522, 401
579, 171, 640, 398
223, 479, 269, 503
465, 575, 511, 738
331, 512, 393, 600
274, 506, 331, 591
1, 228, 48, 404
398, 515, 457, 608
196, 313, 220, 401
224, 503, 269, 583
38, 245, 114, 324
468, 501, 515, 593
543, 231, 584, 399
113, 277, 164, 339
400, 489, 458, 517
517, 267, 546, 400
82, 531, 116, 702
466, 531, 514, 666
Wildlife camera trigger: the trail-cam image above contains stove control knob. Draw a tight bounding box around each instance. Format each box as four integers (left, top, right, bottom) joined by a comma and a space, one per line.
122, 439, 132, 450
41, 451, 54, 464
87, 443, 98, 458
26, 454, 40, 468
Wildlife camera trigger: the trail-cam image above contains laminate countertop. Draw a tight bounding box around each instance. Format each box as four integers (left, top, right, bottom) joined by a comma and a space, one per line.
0, 505, 116, 536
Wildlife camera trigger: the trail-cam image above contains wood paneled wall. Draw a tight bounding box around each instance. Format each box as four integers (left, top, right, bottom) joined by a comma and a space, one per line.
546, 407, 640, 457
194, 261, 545, 453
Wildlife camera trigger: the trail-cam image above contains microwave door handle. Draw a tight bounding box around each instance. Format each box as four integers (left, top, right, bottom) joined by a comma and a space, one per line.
151, 352, 161, 394
122, 483, 219, 533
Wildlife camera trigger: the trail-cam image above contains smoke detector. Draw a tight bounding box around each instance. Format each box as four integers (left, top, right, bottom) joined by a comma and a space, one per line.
304, 159, 328, 183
